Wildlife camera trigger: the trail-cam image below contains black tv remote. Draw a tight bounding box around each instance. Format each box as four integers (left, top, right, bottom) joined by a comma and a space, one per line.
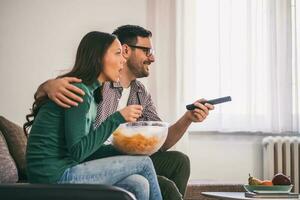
186, 96, 232, 110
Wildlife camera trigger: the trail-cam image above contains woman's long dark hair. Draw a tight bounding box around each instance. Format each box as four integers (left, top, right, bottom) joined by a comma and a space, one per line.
23, 31, 117, 136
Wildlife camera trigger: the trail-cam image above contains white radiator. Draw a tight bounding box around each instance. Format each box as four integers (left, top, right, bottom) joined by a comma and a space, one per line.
263, 136, 300, 193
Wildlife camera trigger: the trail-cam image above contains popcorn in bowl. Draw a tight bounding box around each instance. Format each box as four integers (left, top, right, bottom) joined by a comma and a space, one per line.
112, 121, 168, 155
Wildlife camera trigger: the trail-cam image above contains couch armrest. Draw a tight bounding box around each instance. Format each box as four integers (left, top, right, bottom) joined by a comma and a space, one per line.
0, 183, 136, 200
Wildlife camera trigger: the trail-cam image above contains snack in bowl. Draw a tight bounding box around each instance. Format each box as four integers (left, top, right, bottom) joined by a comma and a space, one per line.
112, 121, 168, 155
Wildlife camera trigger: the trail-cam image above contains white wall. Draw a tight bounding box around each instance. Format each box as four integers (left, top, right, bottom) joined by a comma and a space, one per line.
188, 133, 265, 183
0, 0, 148, 125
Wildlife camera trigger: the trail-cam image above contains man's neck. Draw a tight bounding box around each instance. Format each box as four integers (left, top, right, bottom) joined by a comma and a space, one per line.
119, 65, 136, 88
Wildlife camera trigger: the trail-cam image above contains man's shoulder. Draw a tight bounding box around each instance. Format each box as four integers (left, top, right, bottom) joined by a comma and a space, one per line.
133, 80, 147, 91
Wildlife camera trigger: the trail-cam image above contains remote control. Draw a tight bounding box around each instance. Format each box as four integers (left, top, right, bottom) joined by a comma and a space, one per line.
186, 96, 232, 110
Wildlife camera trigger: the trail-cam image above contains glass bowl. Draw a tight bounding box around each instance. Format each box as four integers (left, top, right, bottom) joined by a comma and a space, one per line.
112, 121, 168, 155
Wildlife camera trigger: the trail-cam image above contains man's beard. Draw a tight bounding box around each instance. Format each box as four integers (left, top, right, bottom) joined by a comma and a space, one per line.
127, 59, 150, 78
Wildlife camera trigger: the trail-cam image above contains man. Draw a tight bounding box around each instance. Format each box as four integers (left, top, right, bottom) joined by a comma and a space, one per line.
36, 25, 214, 200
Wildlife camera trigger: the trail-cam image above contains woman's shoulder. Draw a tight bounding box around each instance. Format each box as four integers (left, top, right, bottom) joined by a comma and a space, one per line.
73, 82, 100, 93
72, 82, 90, 92
72, 82, 100, 103
72, 82, 93, 98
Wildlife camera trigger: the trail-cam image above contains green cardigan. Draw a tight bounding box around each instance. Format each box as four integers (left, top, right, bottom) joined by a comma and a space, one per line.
26, 81, 125, 183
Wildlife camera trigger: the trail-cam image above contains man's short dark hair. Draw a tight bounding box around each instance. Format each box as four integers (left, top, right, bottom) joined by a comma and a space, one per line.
112, 25, 152, 45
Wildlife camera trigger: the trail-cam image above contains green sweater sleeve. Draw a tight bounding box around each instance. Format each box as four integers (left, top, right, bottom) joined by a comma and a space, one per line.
64, 83, 125, 163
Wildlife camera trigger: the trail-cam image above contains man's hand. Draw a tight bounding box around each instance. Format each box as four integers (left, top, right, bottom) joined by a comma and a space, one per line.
185, 99, 214, 122
161, 99, 214, 151
44, 77, 85, 108
119, 105, 143, 122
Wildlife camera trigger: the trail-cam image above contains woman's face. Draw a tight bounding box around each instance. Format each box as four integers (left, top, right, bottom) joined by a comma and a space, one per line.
100, 39, 125, 82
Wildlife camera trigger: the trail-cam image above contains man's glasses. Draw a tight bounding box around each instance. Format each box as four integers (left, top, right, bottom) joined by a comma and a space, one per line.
127, 44, 155, 57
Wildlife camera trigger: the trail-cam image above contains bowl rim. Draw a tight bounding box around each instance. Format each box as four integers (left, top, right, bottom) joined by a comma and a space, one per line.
120, 121, 169, 127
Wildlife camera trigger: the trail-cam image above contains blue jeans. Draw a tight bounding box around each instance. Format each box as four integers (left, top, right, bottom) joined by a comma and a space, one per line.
58, 155, 162, 200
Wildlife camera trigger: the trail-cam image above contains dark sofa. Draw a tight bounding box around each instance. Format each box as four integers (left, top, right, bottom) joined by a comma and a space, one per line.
0, 116, 136, 200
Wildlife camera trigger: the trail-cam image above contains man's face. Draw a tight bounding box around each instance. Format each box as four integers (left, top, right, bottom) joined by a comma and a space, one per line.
126, 36, 155, 78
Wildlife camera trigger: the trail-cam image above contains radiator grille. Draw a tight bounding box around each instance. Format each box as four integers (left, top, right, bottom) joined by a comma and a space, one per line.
262, 136, 300, 193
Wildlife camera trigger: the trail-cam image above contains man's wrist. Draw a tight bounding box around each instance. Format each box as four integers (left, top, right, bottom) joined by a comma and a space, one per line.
35, 79, 52, 99
183, 111, 193, 124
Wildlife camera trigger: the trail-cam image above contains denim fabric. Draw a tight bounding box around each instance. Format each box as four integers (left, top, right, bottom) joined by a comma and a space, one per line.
115, 174, 150, 199
58, 155, 162, 200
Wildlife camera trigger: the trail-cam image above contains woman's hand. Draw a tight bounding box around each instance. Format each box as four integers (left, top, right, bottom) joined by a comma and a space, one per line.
119, 105, 143, 122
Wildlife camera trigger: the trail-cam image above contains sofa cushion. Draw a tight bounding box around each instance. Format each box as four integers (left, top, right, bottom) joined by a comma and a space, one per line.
0, 131, 18, 183
0, 116, 27, 180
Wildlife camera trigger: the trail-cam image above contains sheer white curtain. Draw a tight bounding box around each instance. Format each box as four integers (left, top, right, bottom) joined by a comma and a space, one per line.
181, 0, 299, 133
146, 0, 180, 122
147, 0, 191, 152
146, 0, 299, 137
294, 0, 300, 132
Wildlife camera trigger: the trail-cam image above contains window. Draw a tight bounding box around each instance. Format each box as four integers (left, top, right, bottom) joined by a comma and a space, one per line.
180, 0, 299, 133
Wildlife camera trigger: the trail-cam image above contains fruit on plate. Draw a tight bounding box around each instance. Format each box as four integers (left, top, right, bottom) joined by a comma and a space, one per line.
272, 173, 292, 185
261, 180, 273, 186
248, 174, 263, 185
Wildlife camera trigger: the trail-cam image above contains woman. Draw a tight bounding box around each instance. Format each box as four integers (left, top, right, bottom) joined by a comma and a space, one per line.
24, 31, 162, 200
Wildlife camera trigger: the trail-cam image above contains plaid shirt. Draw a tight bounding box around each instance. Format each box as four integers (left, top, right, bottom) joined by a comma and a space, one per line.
94, 80, 161, 128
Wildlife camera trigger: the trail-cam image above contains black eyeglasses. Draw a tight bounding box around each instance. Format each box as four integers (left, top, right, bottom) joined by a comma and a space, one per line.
127, 44, 155, 57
